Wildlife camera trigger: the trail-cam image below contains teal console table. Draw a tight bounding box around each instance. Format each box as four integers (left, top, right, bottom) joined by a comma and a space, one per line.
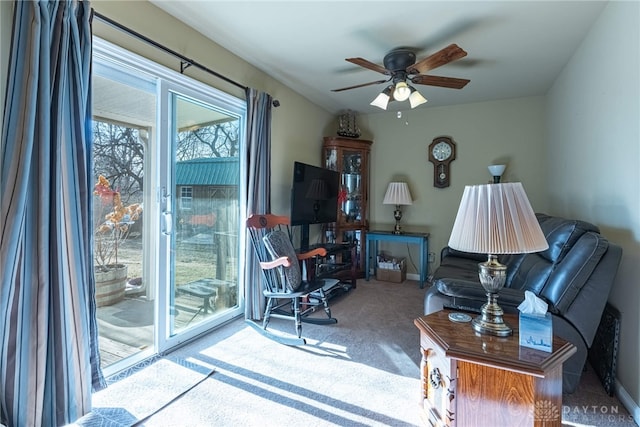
365, 230, 430, 288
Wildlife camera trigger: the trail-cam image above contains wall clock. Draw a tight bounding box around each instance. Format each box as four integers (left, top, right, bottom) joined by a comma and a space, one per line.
428, 136, 456, 188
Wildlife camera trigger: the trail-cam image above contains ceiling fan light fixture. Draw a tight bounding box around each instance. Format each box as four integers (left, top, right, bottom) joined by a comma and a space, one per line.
336, 44, 469, 110
393, 81, 411, 101
370, 86, 393, 110
409, 87, 428, 108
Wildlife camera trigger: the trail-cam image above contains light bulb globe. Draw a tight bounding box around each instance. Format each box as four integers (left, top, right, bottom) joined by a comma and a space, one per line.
370, 92, 390, 110
393, 82, 411, 101
409, 89, 428, 108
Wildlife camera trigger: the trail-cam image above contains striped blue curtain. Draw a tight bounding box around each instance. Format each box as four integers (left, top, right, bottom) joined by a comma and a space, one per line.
244, 89, 272, 320
0, 1, 104, 426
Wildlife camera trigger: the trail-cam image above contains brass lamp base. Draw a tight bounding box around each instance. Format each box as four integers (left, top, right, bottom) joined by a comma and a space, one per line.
392, 206, 403, 234
471, 295, 513, 336
472, 254, 513, 337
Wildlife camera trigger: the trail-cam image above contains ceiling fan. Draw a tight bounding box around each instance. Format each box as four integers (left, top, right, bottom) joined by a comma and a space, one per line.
332, 44, 470, 109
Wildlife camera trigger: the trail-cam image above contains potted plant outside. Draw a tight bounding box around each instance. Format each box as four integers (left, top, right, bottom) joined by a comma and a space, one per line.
94, 175, 142, 306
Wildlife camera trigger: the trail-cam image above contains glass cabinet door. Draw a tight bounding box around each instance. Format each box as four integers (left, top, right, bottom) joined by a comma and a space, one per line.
341, 150, 363, 223
326, 148, 365, 226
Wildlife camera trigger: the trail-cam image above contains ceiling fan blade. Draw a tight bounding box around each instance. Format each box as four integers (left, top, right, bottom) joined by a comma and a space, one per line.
331, 79, 388, 92
407, 44, 468, 75
411, 75, 470, 89
346, 57, 390, 75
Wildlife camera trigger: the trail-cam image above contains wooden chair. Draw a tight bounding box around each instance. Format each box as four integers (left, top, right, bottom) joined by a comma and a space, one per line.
246, 213, 338, 345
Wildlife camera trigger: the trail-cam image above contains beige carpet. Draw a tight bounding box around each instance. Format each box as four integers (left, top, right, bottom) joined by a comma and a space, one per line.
86, 278, 636, 426
75, 358, 214, 426
147, 280, 425, 426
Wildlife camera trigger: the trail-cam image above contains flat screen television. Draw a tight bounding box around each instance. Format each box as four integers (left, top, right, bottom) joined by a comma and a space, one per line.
290, 161, 340, 248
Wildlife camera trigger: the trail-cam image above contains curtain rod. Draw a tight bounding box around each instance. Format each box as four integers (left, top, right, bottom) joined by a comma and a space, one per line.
92, 10, 248, 92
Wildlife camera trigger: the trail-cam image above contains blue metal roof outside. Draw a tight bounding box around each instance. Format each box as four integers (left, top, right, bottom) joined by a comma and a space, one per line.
175, 157, 239, 186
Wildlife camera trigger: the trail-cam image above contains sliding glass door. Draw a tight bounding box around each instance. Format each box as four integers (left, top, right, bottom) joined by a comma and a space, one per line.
159, 90, 243, 349
93, 39, 245, 373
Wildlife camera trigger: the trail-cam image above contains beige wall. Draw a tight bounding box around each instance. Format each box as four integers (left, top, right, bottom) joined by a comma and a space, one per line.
547, 1, 640, 412
359, 97, 547, 273
92, 1, 333, 221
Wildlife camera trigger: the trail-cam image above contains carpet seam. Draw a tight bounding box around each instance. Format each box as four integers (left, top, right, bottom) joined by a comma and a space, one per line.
130, 363, 216, 426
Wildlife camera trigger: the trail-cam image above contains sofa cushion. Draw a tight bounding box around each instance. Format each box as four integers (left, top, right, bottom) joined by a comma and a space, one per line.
536, 213, 600, 263
540, 232, 608, 314
433, 256, 483, 283
505, 253, 555, 294
440, 247, 487, 263
500, 214, 602, 293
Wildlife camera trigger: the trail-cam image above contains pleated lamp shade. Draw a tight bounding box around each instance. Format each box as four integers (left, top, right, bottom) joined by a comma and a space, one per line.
383, 182, 413, 206
448, 182, 548, 254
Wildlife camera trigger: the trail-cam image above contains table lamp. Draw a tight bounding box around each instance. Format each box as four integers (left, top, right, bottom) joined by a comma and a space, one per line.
447, 182, 548, 336
383, 182, 413, 234
488, 164, 507, 183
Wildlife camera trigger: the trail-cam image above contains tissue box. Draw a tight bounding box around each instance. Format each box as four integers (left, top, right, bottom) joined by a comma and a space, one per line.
519, 313, 553, 352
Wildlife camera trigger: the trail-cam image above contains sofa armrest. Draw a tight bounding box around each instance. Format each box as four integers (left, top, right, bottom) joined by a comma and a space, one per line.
434, 278, 557, 313
435, 278, 486, 299
436, 278, 526, 304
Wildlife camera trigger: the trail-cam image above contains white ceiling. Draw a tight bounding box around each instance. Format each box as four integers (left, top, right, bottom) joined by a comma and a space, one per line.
150, 1, 607, 115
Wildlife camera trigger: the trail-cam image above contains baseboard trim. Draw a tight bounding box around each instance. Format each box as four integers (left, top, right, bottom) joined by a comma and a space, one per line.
616, 379, 640, 424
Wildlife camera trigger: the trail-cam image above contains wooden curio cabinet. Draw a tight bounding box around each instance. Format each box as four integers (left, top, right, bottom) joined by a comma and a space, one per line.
323, 136, 373, 277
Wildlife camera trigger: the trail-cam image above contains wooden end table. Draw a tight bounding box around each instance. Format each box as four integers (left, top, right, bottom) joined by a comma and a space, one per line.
414, 310, 576, 427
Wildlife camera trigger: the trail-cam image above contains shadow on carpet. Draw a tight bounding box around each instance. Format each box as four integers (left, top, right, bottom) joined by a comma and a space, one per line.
72, 357, 214, 427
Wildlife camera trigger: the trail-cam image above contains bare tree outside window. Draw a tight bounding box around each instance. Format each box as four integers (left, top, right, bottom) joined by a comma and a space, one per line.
92, 121, 145, 205
176, 120, 239, 160
92, 119, 239, 195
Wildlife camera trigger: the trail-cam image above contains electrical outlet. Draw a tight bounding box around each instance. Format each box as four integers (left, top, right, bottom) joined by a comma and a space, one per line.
428, 252, 435, 263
